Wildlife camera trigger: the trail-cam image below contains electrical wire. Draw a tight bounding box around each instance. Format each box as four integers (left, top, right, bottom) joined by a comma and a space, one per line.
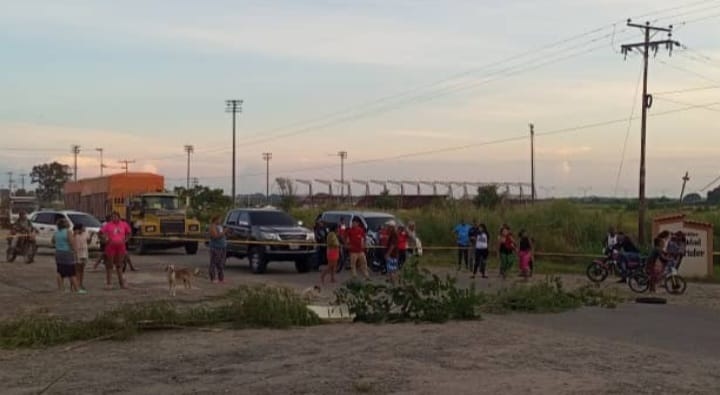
654, 85, 720, 95
614, 68, 643, 197
654, 96, 720, 112
165, 99, 720, 182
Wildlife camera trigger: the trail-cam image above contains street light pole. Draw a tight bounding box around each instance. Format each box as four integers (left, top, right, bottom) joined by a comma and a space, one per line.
184, 145, 194, 189
225, 99, 243, 205
262, 152, 272, 204
95, 148, 104, 176
338, 151, 347, 202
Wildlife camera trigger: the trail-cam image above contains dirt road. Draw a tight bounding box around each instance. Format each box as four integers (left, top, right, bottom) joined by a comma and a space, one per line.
2, 247, 720, 394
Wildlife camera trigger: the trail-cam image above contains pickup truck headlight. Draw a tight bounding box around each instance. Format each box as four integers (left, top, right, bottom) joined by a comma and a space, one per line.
259, 232, 280, 241
306, 232, 315, 241
144, 225, 157, 233
189, 224, 200, 232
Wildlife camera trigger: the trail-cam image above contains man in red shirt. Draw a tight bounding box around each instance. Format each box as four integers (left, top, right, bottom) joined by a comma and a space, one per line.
346, 218, 369, 280
397, 225, 409, 268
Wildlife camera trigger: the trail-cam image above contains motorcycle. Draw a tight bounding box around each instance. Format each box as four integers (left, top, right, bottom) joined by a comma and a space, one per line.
586, 248, 645, 283
6, 232, 37, 264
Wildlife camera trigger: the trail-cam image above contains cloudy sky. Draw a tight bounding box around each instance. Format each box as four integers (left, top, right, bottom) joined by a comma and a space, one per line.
1, 0, 719, 197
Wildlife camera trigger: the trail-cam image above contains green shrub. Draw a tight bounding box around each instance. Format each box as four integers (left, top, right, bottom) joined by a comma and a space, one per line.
335, 261, 483, 323
0, 286, 321, 349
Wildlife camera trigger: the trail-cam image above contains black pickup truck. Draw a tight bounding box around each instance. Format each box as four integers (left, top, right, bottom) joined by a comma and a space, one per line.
222, 208, 316, 274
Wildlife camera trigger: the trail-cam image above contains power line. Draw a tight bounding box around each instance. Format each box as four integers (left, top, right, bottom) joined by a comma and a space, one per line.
614, 68, 644, 197
654, 85, 720, 95
657, 59, 720, 84
654, 96, 720, 112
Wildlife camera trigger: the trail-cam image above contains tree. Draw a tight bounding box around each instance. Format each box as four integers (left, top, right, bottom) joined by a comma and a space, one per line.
707, 187, 720, 204
174, 185, 232, 223
30, 162, 71, 204
275, 177, 297, 211
473, 185, 501, 208
375, 190, 397, 210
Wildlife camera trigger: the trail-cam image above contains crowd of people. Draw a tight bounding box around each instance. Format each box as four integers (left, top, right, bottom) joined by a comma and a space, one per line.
605, 227, 687, 293
452, 219, 535, 280
5, 208, 690, 295
313, 218, 418, 285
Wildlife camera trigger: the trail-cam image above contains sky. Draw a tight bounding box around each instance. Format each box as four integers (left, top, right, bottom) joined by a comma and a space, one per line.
1, 0, 719, 198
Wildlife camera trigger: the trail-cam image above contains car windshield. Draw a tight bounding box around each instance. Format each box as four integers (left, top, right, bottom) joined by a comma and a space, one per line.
249, 211, 296, 226
364, 216, 396, 231
68, 214, 102, 228
142, 196, 179, 210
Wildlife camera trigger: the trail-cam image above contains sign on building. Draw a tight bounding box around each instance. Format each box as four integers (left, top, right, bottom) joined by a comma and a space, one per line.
652, 214, 714, 278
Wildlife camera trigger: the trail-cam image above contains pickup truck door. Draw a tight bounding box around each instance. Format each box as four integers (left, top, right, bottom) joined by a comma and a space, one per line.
225, 211, 251, 256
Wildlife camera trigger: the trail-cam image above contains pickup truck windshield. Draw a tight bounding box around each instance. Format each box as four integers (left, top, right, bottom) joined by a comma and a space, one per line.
249, 211, 295, 226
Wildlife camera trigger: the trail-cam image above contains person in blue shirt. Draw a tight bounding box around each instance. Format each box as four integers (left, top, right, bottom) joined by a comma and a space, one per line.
453, 219, 472, 270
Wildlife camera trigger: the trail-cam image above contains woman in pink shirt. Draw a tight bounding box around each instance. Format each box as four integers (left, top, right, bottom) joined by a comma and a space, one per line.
100, 212, 131, 289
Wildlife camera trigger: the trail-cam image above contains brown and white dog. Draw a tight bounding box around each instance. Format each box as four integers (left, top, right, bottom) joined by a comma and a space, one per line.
300, 285, 322, 301
165, 265, 199, 296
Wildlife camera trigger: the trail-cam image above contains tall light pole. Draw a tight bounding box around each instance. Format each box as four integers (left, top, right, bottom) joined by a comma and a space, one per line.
19, 173, 26, 191
71, 145, 80, 181
184, 145, 194, 189
338, 151, 347, 202
529, 123, 536, 203
95, 148, 104, 176
226, 99, 243, 205
262, 152, 272, 204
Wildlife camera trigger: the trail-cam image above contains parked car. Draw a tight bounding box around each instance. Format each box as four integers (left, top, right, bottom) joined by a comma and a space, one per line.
222, 208, 316, 274
29, 210, 102, 250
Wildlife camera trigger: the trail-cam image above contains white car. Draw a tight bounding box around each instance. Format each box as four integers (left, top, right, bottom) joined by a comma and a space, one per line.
30, 210, 102, 251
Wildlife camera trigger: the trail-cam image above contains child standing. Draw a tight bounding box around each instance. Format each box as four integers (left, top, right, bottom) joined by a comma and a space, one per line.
518, 230, 533, 279
72, 224, 89, 291
498, 224, 516, 279
321, 225, 340, 284
646, 237, 666, 293
471, 224, 489, 279
397, 225, 409, 269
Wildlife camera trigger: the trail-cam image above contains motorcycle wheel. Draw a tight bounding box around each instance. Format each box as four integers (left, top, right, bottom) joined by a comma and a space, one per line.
628, 273, 649, 294
664, 275, 687, 295
24, 246, 36, 264
586, 263, 608, 283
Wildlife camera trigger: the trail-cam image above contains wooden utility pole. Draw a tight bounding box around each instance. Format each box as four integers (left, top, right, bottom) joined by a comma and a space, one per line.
225, 99, 243, 205
529, 123, 536, 203
262, 152, 272, 204
680, 171, 690, 203
71, 145, 80, 181
338, 151, 347, 202
118, 160, 135, 175
184, 145, 194, 189
621, 19, 681, 243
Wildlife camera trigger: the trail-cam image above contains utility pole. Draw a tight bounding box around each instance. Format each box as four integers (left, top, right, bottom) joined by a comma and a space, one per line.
680, 171, 690, 203
118, 160, 135, 175
225, 99, 243, 205
338, 151, 347, 202
19, 173, 26, 191
621, 19, 680, 243
6, 172, 13, 193
529, 123, 536, 203
192, 177, 199, 188
262, 152, 272, 204
184, 145, 194, 189
95, 148, 104, 176
71, 145, 80, 181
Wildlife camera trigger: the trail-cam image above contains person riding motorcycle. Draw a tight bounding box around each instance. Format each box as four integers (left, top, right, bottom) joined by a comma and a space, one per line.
10, 210, 36, 249
615, 232, 640, 283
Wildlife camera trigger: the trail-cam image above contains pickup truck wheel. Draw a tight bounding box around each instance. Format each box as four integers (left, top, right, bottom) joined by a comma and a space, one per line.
185, 242, 199, 255
248, 248, 267, 274
295, 256, 312, 273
